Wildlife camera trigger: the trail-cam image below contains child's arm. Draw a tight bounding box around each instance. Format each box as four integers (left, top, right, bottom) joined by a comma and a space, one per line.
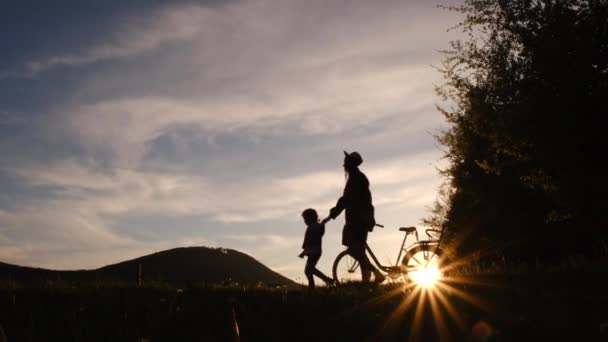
321, 216, 331, 225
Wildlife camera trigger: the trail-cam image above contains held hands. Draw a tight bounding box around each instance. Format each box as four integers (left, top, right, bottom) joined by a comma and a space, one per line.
329, 207, 339, 219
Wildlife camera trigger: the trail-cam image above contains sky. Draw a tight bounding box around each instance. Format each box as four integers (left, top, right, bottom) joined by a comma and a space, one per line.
0, 0, 462, 282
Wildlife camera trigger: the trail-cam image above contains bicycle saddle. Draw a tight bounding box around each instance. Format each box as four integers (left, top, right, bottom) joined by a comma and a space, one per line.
399, 226, 417, 233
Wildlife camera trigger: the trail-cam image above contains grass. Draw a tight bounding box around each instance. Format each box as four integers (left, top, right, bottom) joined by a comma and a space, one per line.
1, 256, 608, 341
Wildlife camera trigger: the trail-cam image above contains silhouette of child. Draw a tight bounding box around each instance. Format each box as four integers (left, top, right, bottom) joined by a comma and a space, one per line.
299, 208, 334, 289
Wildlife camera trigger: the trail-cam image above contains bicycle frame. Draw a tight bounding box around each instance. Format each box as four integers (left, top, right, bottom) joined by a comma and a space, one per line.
364, 228, 441, 274
333, 225, 447, 283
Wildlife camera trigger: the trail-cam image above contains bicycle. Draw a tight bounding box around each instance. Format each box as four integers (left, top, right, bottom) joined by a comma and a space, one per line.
332, 224, 449, 284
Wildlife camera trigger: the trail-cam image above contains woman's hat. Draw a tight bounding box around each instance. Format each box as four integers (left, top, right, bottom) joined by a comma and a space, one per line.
343, 151, 363, 167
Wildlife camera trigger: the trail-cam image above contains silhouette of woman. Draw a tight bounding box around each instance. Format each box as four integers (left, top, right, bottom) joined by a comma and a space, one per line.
327, 151, 385, 283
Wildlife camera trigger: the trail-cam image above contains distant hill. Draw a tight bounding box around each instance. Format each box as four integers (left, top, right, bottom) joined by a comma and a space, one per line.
0, 247, 296, 286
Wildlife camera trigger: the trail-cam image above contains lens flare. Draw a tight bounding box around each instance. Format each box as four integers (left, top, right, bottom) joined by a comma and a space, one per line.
409, 266, 441, 288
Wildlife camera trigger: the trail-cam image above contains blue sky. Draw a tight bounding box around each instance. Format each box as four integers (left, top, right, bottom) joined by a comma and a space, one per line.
0, 0, 461, 282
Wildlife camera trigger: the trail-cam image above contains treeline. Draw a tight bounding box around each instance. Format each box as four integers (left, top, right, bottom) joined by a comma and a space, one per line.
429, 0, 608, 259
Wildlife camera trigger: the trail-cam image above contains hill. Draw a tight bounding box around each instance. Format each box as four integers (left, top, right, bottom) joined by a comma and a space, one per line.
0, 247, 295, 286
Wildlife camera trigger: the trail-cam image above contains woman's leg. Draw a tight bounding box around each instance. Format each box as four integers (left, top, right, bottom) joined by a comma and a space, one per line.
348, 240, 383, 283
347, 241, 372, 282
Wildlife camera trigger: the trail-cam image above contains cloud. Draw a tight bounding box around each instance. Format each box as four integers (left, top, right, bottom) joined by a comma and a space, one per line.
20, 0, 454, 75
61, 63, 438, 167
5, 146, 442, 227
222, 234, 298, 249
30, 0, 460, 171
9, 4, 216, 77
0, 197, 218, 269
44, 0, 460, 170
0, 0, 462, 277
0, 111, 27, 126
0, 205, 131, 268
0, 149, 444, 273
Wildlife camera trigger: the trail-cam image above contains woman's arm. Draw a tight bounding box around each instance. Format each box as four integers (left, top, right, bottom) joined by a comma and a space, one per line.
329, 176, 354, 219
329, 196, 345, 219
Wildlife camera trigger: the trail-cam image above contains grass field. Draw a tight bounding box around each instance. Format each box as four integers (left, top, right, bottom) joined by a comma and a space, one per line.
1, 259, 608, 341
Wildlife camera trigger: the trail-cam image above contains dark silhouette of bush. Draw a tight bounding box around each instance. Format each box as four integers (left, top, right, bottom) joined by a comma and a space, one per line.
430, 0, 608, 260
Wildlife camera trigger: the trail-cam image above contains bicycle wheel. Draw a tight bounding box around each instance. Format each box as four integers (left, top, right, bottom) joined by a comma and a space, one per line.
332, 250, 364, 284
401, 245, 449, 284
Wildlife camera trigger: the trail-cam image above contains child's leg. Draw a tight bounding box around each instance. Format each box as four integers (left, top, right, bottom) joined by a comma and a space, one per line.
313, 268, 333, 284
304, 255, 317, 289
308, 253, 333, 284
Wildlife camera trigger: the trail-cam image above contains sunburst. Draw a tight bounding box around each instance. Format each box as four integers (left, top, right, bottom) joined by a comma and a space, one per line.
375, 253, 500, 341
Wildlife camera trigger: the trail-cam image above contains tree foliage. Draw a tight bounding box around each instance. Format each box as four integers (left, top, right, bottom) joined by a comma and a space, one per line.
432, 0, 608, 257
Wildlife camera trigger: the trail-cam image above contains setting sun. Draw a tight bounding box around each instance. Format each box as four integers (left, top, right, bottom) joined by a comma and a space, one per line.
409, 266, 441, 288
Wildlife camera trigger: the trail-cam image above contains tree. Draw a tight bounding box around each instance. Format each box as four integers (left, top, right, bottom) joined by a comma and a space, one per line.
431, 0, 608, 258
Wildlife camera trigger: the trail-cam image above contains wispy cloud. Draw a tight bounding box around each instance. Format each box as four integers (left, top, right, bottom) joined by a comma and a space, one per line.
223, 234, 298, 249
0, 111, 27, 126
0, 0, 461, 279
4, 147, 442, 229
61, 63, 438, 167
8, 1, 451, 77
6, 4, 216, 78
1, 138, 445, 273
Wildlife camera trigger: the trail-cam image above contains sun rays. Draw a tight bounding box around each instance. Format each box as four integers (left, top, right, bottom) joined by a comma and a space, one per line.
373, 255, 501, 341
332, 243, 507, 340
409, 265, 441, 288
